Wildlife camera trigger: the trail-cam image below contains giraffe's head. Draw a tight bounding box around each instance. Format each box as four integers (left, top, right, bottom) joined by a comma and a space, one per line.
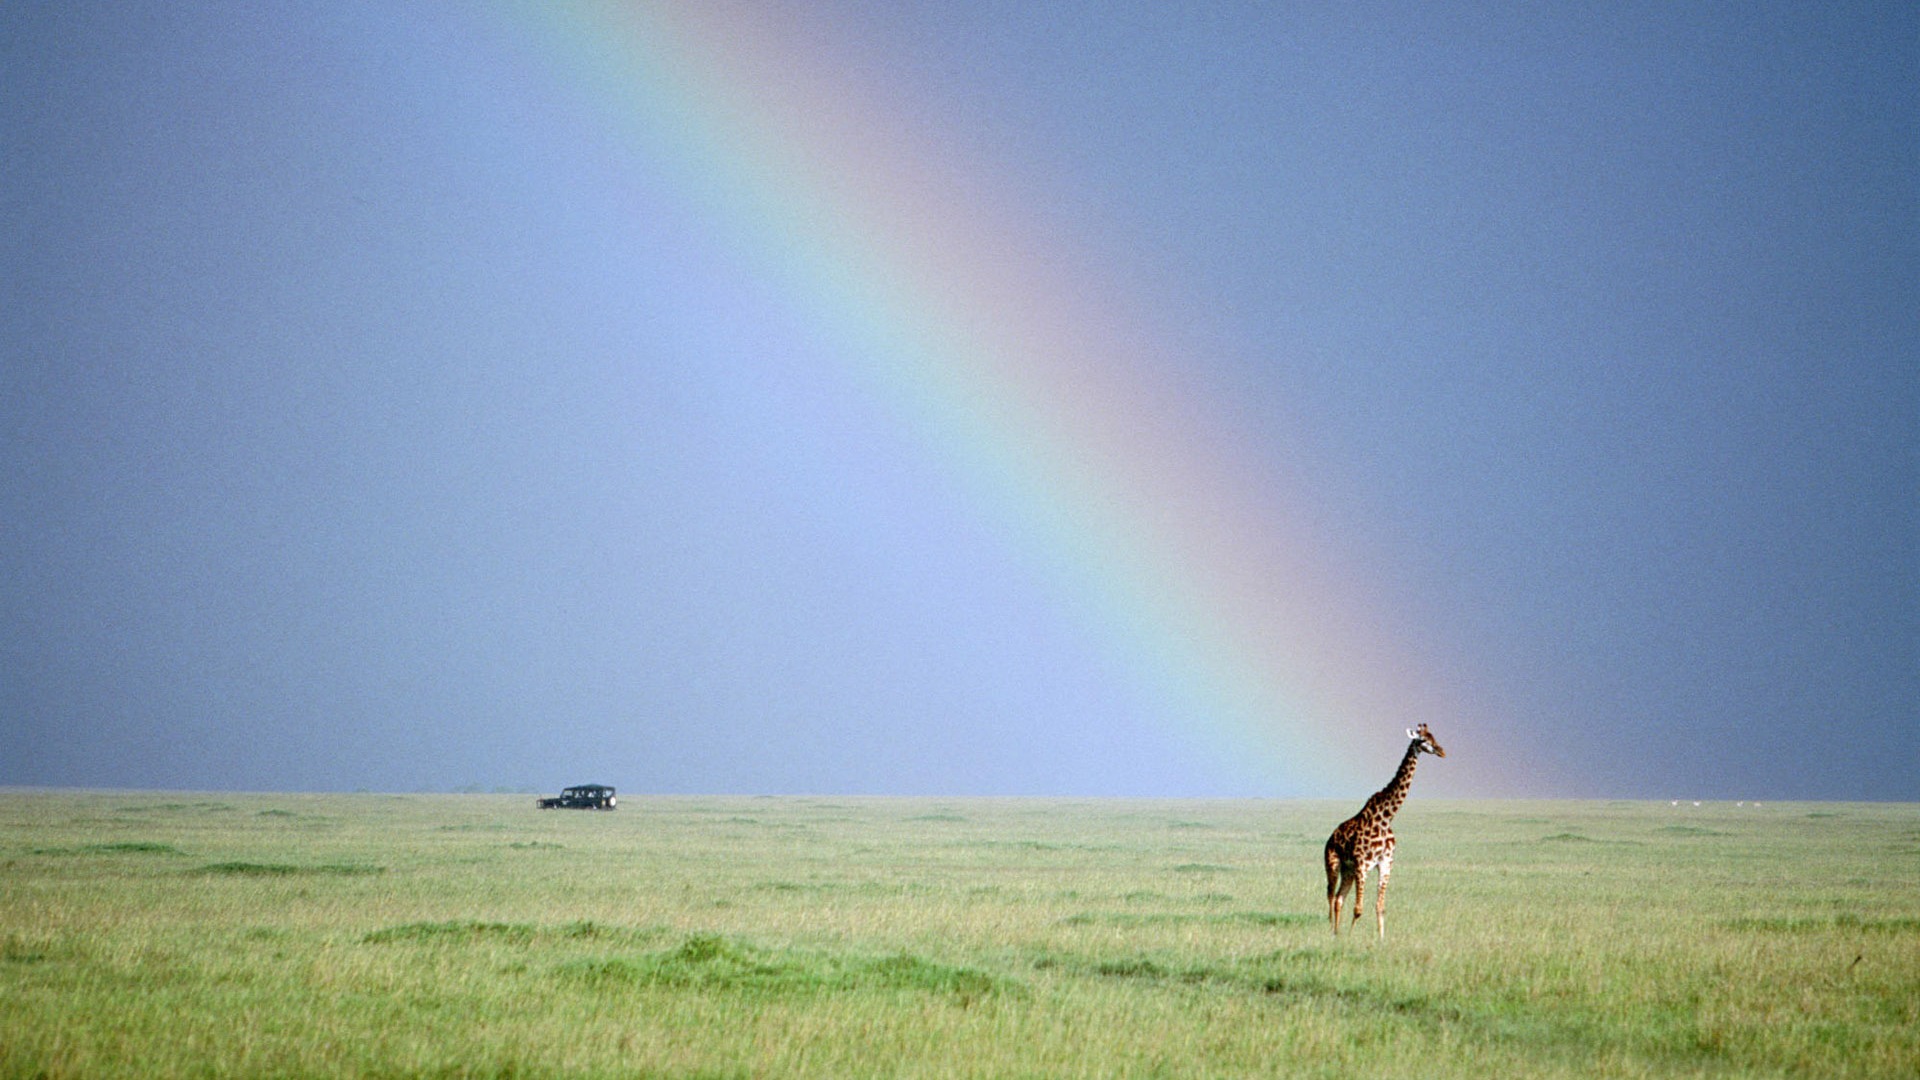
1405, 724, 1446, 758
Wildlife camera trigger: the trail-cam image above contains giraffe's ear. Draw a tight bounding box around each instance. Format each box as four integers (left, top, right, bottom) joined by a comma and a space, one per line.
1406, 728, 1418, 740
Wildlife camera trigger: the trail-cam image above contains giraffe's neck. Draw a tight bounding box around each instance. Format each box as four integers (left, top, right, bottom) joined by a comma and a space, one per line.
1364, 741, 1422, 823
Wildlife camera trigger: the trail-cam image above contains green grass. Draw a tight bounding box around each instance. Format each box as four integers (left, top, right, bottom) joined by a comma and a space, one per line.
1, 794, 1915, 1077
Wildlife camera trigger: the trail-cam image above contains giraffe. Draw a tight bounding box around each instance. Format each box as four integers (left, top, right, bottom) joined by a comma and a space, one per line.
1323, 723, 1446, 938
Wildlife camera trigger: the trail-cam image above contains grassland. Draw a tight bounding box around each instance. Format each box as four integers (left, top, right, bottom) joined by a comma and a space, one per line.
2, 792, 1915, 1078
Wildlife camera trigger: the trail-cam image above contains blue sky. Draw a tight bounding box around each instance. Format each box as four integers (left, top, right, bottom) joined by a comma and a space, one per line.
4, 1, 1915, 799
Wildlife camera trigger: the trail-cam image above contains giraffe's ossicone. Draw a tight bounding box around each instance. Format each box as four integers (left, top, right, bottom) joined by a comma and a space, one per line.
1323, 724, 1446, 939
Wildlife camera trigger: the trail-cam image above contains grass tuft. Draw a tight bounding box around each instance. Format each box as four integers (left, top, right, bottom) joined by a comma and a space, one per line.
864, 953, 1001, 999
557, 934, 1014, 1002
1722, 915, 1920, 934
3, 935, 55, 964
99, 841, 184, 854
366, 921, 538, 944
365, 920, 644, 946
33, 841, 185, 856
1062, 911, 1313, 929
193, 861, 384, 877
1095, 957, 1168, 979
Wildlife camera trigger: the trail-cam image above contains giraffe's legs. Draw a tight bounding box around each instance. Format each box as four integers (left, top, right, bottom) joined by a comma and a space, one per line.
1375, 855, 1392, 939
1351, 867, 1366, 932
1325, 848, 1346, 934
1331, 870, 1359, 934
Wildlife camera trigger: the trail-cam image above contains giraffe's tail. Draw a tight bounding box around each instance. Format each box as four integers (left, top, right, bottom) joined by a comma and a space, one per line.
1324, 843, 1341, 897
1324, 842, 1348, 934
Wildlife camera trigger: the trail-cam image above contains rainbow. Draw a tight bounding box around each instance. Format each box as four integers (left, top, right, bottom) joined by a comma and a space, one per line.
497, 1, 1465, 794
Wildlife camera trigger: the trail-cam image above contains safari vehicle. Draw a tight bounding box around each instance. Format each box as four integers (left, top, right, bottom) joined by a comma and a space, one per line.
536, 784, 616, 810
